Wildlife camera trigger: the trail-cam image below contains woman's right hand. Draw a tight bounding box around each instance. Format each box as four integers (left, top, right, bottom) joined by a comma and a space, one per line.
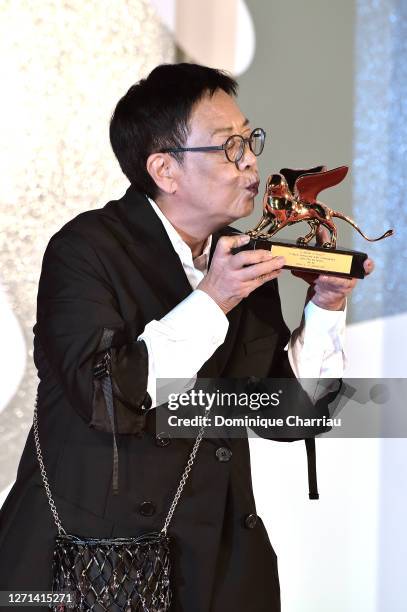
198, 234, 285, 314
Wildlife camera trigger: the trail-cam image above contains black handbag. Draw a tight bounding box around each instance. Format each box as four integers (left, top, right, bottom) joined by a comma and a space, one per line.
33, 354, 209, 611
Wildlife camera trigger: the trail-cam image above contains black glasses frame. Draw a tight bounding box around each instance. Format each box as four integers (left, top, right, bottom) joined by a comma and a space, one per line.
160, 127, 266, 165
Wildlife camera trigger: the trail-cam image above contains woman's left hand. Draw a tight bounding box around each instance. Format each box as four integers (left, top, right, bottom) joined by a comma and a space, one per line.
291, 226, 375, 310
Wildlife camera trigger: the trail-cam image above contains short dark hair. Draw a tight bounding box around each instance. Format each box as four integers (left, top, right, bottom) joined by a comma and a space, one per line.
109, 63, 238, 199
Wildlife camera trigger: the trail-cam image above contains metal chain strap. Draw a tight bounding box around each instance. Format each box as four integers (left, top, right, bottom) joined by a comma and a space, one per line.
161, 407, 211, 535
33, 392, 66, 535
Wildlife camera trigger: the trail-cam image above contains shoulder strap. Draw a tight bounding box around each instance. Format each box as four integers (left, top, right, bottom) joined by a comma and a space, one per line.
33, 393, 66, 535
93, 328, 119, 494
305, 438, 319, 499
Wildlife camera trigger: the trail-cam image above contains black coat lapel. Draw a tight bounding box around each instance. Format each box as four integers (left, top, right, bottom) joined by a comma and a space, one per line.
103, 185, 193, 316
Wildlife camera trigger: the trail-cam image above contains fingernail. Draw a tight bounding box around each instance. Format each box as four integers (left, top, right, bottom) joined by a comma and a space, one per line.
241, 234, 251, 244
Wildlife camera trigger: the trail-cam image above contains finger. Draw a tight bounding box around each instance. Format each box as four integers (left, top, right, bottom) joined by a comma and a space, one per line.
315, 273, 356, 287
239, 256, 286, 282
364, 258, 375, 275
216, 233, 251, 255
254, 269, 283, 286
231, 247, 277, 269
242, 268, 284, 293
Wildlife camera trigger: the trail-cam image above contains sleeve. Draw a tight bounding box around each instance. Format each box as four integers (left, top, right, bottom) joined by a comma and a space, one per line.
137, 289, 229, 408
287, 299, 347, 379
34, 229, 150, 434
244, 279, 341, 442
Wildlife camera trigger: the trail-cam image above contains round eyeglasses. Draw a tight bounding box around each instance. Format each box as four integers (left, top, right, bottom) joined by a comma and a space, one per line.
160, 127, 266, 165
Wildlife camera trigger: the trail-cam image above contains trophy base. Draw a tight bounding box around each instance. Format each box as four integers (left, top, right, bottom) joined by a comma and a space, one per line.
232, 238, 368, 279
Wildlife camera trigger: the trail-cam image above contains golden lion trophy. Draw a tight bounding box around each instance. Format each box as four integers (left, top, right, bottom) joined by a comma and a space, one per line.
239, 165, 394, 278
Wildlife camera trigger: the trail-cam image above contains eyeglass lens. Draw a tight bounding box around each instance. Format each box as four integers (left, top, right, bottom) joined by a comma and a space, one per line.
225, 129, 265, 163
250, 129, 264, 156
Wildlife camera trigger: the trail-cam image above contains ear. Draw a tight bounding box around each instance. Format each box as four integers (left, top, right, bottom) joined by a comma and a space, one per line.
146, 153, 179, 195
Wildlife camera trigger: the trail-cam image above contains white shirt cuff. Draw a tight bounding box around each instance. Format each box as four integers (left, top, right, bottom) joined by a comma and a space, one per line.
138, 289, 229, 407
303, 299, 347, 335
287, 298, 348, 379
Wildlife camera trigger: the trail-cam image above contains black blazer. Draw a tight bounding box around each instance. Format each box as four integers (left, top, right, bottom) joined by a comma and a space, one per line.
0, 185, 323, 611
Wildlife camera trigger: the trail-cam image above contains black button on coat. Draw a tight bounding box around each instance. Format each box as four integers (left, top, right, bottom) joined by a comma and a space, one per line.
215, 447, 233, 462
138, 501, 156, 516
244, 513, 258, 529
155, 432, 171, 447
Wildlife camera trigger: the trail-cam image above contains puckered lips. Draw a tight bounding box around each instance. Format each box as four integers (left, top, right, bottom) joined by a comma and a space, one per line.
246, 180, 260, 196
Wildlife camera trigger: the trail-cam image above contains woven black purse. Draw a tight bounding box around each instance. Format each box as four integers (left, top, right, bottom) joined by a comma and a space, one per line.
33, 356, 209, 611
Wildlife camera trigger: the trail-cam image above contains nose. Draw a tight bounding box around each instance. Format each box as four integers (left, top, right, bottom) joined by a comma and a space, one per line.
236, 142, 257, 171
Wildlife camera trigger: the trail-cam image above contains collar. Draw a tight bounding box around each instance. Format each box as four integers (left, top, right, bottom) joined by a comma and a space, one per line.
146, 195, 212, 269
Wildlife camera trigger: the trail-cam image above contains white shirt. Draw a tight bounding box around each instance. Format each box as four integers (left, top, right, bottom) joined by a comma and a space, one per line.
138, 197, 347, 408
